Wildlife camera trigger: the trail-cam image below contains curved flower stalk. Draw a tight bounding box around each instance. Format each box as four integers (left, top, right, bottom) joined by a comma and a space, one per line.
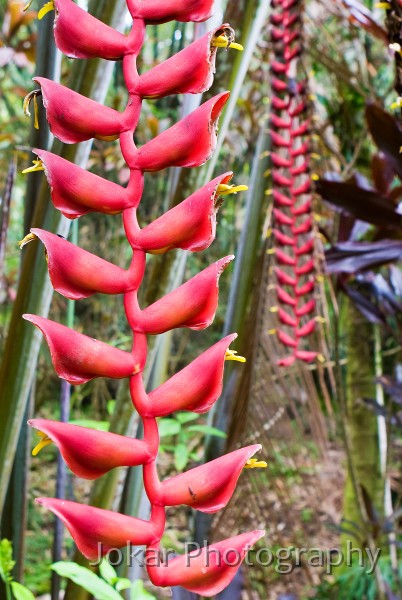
268, 0, 317, 367
22, 0, 265, 595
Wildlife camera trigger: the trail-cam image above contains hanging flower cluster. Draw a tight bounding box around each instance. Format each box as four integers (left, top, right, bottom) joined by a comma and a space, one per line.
21, 0, 266, 594
268, 0, 317, 367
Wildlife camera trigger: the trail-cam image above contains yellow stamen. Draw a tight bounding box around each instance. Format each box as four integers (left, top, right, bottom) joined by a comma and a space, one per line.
244, 458, 267, 469
18, 232, 38, 248
268, 328, 277, 335
265, 189, 273, 196
38, 0, 54, 18
22, 159, 44, 174
96, 134, 120, 142
311, 173, 320, 181
267, 248, 275, 255
23, 89, 42, 129
225, 349, 246, 363
212, 35, 244, 51
32, 431, 52, 456
269, 306, 279, 313
317, 353, 326, 363
217, 184, 248, 196
391, 97, 402, 110
390, 43, 402, 54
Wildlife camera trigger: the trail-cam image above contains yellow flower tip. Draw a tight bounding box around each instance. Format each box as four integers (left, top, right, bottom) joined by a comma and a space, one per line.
22, 159, 44, 174
311, 173, 320, 181
18, 232, 38, 249
269, 306, 279, 313
266, 228, 272, 238
267, 328, 277, 335
217, 184, 248, 196
264, 169, 271, 177
244, 458, 268, 469
38, 0, 54, 19
375, 2, 390, 8
212, 34, 243, 51
316, 274, 325, 282
267, 248, 276, 255
265, 189, 273, 196
225, 349, 246, 363
317, 353, 326, 364
313, 213, 322, 222
310, 152, 321, 160
315, 316, 327, 324
32, 431, 52, 456
308, 94, 317, 101
391, 97, 402, 110
389, 43, 402, 54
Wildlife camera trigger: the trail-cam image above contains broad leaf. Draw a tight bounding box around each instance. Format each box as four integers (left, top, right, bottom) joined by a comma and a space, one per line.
174, 443, 189, 471
158, 419, 181, 438
366, 104, 402, 180
99, 559, 117, 585
10, 582, 36, 600
187, 425, 227, 438
130, 580, 157, 599
51, 562, 123, 600
315, 179, 401, 228
325, 240, 402, 273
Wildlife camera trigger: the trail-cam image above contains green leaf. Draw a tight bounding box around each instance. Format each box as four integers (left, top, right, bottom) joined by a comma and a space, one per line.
174, 443, 189, 471
10, 581, 35, 600
0, 539, 15, 583
106, 400, 116, 416
175, 412, 199, 424
51, 562, 123, 600
99, 559, 117, 585
187, 425, 227, 438
115, 578, 132, 592
158, 419, 181, 438
69, 419, 109, 431
130, 580, 157, 600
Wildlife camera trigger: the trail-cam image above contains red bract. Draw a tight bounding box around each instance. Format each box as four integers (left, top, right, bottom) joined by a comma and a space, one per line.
160, 445, 262, 512
126, 172, 233, 253
136, 334, 238, 416
23, 314, 140, 384
36, 498, 157, 560
134, 26, 229, 97
127, 0, 215, 24
134, 92, 230, 171
147, 530, 265, 596
23, 0, 266, 594
29, 419, 151, 479
34, 77, 141, 144
30, 228, 144, 299
53, 0, 144, 60
126, 256, 234, 334
35, 149, 144, 218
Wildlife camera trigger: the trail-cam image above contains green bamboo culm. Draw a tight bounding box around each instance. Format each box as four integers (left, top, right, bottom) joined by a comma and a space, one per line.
340, 300, 383, 563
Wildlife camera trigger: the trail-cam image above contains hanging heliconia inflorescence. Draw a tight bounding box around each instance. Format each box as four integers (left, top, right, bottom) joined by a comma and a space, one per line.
20, 0, 266, 595
268, 0, 318, 367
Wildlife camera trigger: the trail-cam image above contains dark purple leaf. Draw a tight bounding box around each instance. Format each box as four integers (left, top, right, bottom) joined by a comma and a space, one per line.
366, 103, 402, 180
325, 240, 402, 273
371, 153, 395, 195
315, 179, 401, 227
